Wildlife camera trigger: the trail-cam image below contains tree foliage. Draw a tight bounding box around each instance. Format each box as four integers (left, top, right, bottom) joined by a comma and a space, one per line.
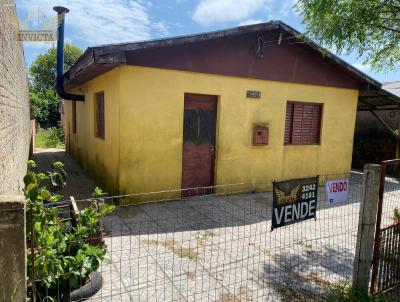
29, 43, 82, 127
296, 0, 400, 72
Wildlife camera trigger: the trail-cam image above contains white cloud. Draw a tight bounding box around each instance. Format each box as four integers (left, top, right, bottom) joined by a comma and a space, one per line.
261, 0, 297, 20
22, 41, 53, 50
152, 21, 169, 36
277, 0, 295, 18
239, 19, 263, 26
16, 0, 159, 46
193, 0, 268, 26
137, 0, 153, 8
353, 62, 371, 72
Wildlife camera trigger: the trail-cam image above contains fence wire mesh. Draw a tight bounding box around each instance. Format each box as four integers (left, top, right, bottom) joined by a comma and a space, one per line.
371, 160, 400, 294
29, 172, 363, 302
372, 223, 400, 294
379, 161, 400, 229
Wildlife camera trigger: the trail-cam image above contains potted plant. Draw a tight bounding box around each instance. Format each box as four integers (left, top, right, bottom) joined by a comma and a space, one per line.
24, 160, 114, 301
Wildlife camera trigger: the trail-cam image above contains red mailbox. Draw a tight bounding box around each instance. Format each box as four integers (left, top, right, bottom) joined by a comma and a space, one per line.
253, 126, 269, 145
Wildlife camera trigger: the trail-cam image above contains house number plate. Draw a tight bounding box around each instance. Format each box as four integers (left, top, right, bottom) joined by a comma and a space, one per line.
246, 90, 261, 99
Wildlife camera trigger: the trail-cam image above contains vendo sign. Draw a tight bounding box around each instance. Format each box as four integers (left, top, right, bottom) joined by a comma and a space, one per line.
325, 179, 349, 205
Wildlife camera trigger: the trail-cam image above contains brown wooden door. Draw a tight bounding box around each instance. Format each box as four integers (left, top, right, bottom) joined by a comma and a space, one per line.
182, 94, 217, 196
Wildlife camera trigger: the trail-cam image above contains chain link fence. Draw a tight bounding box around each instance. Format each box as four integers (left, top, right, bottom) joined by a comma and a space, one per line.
371, 160, 400, 294
28, 172, 364, 301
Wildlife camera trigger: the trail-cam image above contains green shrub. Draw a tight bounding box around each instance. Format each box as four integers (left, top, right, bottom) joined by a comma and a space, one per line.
35, 127, 64, 148
323, 282, 394, 302
393, 208, 400, 224
24, 160, 115, 300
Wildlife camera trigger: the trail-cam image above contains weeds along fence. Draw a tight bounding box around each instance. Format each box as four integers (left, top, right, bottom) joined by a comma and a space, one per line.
28, 172, 363, 302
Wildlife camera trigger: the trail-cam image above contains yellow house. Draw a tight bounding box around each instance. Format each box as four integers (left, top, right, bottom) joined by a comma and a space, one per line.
61, 21, 391, 199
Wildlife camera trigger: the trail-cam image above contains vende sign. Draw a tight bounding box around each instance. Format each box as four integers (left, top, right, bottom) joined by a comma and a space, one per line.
325, 179, 349, 205
271, 176, 319, 230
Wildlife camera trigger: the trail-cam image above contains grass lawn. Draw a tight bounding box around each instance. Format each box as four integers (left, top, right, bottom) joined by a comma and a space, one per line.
35, 128, 65, 149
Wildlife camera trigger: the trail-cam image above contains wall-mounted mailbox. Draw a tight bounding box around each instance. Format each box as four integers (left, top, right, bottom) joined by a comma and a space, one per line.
253, 126, 269, 145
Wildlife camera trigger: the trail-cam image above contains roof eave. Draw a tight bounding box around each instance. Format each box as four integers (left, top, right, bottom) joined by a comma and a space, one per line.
64, 20, 382, 90
276, 22, 381, 89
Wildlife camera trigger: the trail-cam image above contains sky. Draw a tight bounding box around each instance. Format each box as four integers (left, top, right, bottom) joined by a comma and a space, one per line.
16, 0, 400, 84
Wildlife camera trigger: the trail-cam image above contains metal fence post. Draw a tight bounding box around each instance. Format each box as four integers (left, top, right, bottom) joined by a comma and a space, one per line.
353, 164, 381, 293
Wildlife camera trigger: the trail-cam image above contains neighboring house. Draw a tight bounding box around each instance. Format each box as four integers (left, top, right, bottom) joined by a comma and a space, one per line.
352, 81, 400, 169
62, 21, 398, 196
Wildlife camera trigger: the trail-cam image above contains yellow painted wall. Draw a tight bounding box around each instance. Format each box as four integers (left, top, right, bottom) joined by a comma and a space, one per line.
64, 65, 358, 198
64, 68, 121, 194
117, 65, 358, 196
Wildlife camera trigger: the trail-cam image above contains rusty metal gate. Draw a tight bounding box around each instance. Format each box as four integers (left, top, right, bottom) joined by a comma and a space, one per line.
371, 159, 400, 294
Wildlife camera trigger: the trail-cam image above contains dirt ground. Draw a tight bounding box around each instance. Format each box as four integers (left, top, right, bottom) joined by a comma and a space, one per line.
33, 148, 98, 200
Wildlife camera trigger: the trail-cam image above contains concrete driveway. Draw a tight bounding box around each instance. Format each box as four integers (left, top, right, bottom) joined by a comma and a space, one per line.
33, 148, 98, 200
90, 175, 364, 302
33, 150, 399, 301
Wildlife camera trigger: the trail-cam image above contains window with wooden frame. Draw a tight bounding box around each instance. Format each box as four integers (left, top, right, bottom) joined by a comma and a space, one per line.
72, 101, 77, 133
284, 102, 322, 145
94, 92, 105, 139
183, 109, 216, 145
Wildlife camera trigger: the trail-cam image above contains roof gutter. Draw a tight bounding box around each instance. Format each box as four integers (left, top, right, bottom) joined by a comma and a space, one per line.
53, 6, 85, 101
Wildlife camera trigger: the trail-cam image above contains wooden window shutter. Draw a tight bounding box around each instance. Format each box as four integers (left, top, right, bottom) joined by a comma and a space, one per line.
292, 104, 304, 144
284, 102, 322, 145
72, 101, 77, 133
95, 92, 105, 139
310, 104, 322, 144
284, 103, 294, 144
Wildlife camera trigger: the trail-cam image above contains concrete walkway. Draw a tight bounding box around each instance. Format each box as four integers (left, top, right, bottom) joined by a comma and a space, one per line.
32, 150, 400, 301
92, 180, 364, 302
33, 148, 98, 200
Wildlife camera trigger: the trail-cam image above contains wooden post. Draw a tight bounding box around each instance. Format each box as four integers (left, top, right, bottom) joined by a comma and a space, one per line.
353, 164, 381, 293
70, 196, 79, 227
0, 196, 27, 302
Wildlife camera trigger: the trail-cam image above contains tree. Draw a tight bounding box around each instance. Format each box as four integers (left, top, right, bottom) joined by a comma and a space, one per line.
296, 0, 400, 72
29, 43, 83, 127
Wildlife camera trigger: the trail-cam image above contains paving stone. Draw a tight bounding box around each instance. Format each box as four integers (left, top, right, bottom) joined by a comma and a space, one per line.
97, 178, 368, 301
